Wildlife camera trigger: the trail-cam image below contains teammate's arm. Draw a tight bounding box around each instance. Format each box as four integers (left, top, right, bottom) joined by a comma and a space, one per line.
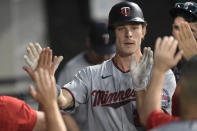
140, 37, 182, 126
30, 68, 67, 131
130, 47, 153, 125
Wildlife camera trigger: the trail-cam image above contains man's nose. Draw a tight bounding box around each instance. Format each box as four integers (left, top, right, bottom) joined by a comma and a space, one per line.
125, 29, 132, 38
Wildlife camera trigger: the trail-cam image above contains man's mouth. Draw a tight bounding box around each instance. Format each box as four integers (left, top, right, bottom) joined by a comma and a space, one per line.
124, 42, 135, 45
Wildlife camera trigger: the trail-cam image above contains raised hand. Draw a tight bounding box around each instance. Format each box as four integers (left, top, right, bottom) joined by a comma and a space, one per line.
24, 42, 63, 73
154, 36, 183, 73
130, 47, 153, 91
174, 22, 197, 60
24, 42, 42, 70
23, 48, 58, 81
29, 68, 57, 107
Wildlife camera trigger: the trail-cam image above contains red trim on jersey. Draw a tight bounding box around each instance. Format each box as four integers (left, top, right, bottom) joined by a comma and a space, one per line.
61, 87, 76, 109
0, 96, 37, 131
112, 58, 130, 73
146, 110, 180, 130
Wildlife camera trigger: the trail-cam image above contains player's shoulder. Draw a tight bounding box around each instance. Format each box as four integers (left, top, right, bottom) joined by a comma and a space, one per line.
88, 58, 112, 72
77, 58, 113, 76
151, 120, 197, 131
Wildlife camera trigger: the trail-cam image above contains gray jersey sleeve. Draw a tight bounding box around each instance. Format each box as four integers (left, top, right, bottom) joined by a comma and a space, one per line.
162, 69, 176, 114
57, 64, 72, 86
62, 67, 91, 108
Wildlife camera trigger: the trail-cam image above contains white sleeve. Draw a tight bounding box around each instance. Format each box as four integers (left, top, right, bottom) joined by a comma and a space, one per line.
62, 67, 91, 109
162, 69, 176, 114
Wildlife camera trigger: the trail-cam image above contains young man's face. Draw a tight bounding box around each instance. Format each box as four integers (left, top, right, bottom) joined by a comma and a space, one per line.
172, 16, 197, 40
114, 23, 146, 57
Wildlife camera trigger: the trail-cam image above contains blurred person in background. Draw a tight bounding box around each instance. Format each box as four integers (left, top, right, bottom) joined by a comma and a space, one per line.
58, 21, 115, 85
169, 1, 197, 116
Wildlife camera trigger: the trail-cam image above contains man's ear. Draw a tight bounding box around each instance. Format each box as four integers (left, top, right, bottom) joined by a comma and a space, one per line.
142, 26, 147, 39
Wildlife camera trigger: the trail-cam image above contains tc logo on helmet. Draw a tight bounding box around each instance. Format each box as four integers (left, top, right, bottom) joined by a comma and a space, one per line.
121, 7, 130, 16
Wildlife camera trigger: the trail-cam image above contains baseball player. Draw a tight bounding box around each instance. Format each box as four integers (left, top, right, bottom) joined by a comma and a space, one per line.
24, 2, 176, 131
58, 22, 115, 131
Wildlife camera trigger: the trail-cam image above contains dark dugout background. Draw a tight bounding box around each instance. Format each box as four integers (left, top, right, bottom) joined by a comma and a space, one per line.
45, 0, 181, 78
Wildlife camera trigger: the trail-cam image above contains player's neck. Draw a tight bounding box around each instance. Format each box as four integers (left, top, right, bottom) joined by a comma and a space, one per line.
113, 50, 142, 72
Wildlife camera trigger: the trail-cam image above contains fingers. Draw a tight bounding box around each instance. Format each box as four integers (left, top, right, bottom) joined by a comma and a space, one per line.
184, 22, 193, 39
29, 85, 37, 100
24, 55, 33, 69
169, 39, 178, 56
154, 36, 182, 71
57, 56, 63, 65
26, 47, 34, 61
44, 48, 49, 66
38, 47, 53, 67
154, 37, 162, 54
29, 42, 39, 57
141, 47, 148, 64
23, 66, 35, 81
54, 56, 63, 71
47, 48, 52, 66
144, 47, 151, 65
146, 48, 153, 70
52, 56, 58, 72
174, 50, 183, 65
35, 43, 42, 54
130, 53, 137, 71
37, 49, 44, 67
162, 36, 174, 51
180, 23, 188, 40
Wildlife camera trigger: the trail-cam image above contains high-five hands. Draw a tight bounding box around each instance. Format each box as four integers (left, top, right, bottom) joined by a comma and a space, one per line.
174, 22, 197, 60
23, 47, 58, 81
29, 68, 57, 108
154, 36, 183, 73
24, 42, 63, 73
130, 47, 153, 91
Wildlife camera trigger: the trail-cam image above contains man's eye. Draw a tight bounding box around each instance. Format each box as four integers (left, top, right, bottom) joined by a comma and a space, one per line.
118, 28, 124, 31
173, 25, 179, 30
132, 27, 138, 30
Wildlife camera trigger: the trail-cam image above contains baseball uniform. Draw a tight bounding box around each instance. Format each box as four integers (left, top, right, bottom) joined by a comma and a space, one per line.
62, 58, 176, 131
